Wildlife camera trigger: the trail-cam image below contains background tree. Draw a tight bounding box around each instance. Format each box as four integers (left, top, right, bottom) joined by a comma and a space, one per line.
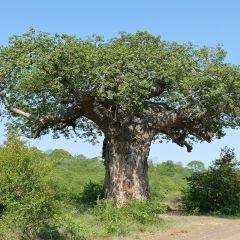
0, 128, 58, 239
187, 160, 205, 172
0, 30, 240, 202
182, 147, 240, 214
48, 149, 73, 164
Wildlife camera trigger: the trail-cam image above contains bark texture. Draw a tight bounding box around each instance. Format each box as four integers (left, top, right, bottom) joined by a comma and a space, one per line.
102, 124, 153, 203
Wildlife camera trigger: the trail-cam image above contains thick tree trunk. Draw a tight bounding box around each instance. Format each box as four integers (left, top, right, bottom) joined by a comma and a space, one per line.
102, 126, 153, 203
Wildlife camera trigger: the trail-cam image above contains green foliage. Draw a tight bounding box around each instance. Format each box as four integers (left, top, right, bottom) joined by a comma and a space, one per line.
0, 128, 194, 239
49, 156, 188, 238
47, 149, 73, 164
93, 199, 164, 235
0, 132, 59, 239
5, 129, 237, 238
1, 29, 240, 141
149, 160, 190, 207
187, 160, 205, 172
181, 147, 240, 215
79, 181, 104, 205
51, 155, 104, 202
38, 225, 64, 240
52, 156, 189, 209
0, 203, 5, 216
0, 131, 91, 239
0, 128, 195, 239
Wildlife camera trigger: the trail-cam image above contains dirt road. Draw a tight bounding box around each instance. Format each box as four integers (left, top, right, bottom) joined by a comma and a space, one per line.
114, 215, 240, 240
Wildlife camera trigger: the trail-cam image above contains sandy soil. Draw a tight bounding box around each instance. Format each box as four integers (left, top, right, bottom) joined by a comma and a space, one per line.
113, 214, 240, 240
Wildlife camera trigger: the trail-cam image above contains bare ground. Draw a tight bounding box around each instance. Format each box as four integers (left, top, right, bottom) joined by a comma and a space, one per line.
112, 214, 240, 240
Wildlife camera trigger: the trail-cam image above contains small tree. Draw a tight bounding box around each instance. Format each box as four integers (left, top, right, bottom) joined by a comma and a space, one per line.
182, 148, 240, 214
187, 160, 205, 172
0, 130, 59, 239
48, 149, 73, 164
0, 30, 240, 202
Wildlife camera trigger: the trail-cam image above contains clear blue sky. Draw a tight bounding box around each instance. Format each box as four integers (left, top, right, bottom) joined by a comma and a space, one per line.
0, 0, 240, 166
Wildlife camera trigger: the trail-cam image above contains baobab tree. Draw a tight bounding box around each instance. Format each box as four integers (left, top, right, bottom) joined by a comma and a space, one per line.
0, 30, 240, 202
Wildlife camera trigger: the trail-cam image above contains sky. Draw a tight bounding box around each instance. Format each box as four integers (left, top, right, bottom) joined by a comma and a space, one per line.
0, 0, 240, 166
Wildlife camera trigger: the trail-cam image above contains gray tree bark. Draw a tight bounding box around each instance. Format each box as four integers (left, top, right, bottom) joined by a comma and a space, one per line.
102, 125, 153, 203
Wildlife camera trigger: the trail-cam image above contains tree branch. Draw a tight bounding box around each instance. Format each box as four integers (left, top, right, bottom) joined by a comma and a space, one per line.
32, 104, 82, 137
0, 91, 31, 118
145, 102, 225, 151
162, 128, 193, 152
1, 80, 111, 138
32, 96, 112, 137
188, 126, 212, 143
144, 100, 173, 110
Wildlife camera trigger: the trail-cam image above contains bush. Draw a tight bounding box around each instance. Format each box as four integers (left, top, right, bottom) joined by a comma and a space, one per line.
0, 130, 60, 239
79, 181, 104, 205
37, 225, 64, 240
181, 147, 240, 215
94, 199, 164, 235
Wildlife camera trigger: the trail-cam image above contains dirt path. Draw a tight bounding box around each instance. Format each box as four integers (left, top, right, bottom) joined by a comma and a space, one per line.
113, 215, 240, 240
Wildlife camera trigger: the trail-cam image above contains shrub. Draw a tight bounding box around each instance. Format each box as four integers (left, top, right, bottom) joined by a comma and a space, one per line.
94, 199, 164, 235
79, 181, 104, 205
181, 147, 240, 215
0, 130, 59, 239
